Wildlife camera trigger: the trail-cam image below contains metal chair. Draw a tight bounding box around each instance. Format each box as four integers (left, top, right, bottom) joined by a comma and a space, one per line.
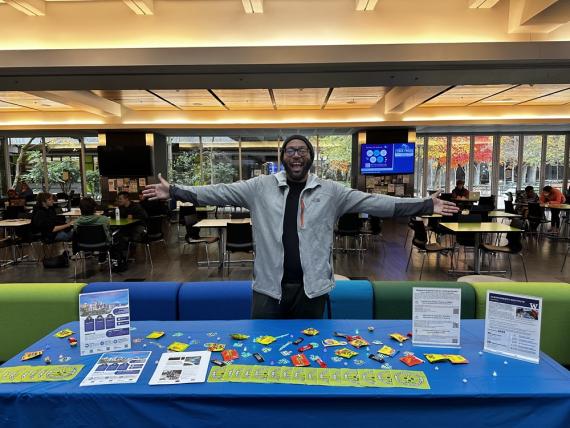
406, 219, 453, 279
224, 222, 254, 274
182, 214, 219, 266
480, 218, 528, 281
132, 215, 167, 269
335, 213, 364, 253
74, 224, 112, 280
177, 206, 196, 238
527, 203, 549, 240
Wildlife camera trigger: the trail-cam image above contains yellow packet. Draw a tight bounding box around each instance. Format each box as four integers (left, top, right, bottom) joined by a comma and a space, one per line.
302, 328, 320, 336
255, 336, 276, 345
21, 350, 43, 361
206, 343, 226, 352
146, 331, 165, 339
424, 353, 449, 363
168, 342, 189, 352
446, 354, 469, 364
390, 333, 409, 343
335, 348, 358, 359
231, 334, 250, 340
378, 345, 397, 357
54, 329, 74, 338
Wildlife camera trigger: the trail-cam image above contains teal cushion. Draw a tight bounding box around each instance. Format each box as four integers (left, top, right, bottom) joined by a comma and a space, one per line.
328, 280, 373, 319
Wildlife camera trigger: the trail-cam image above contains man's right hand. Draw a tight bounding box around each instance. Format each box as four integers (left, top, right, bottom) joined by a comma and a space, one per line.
142, 173, 170, 201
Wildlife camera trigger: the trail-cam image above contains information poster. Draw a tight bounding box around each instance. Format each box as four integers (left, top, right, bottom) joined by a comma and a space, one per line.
484, 291, 542, 363
79, 289, 131, 356
80, 351, 151, 387
149, 351, 211, 385
412, 287, 461, 347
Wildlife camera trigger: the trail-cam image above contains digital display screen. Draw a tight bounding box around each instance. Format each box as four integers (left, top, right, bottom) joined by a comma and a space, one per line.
360, 143, 415, 175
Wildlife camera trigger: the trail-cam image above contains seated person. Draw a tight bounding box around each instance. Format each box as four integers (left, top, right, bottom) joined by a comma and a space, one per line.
517, 186, 539, 217
115, 191, 148, 255
73, 197, 111, 243
31, 192, 73, 242
540, 185, 566, 233
451, 180, 469, 200
18, 182, 35, 202
7, 189, 25, 207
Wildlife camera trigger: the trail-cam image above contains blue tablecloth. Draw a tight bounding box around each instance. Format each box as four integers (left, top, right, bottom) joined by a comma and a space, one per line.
1, 319, 569, 428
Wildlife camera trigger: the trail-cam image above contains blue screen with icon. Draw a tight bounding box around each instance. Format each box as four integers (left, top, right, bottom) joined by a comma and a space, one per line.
360, 143, 415, 175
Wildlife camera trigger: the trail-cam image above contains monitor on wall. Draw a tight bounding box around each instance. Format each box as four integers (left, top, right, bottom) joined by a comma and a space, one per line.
360, 142, 415, 175
97, 145, 153, 177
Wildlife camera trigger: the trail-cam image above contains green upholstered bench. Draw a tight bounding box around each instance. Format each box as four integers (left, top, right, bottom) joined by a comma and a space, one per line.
371, 281, 477, 320
468, 281, 570, 366
0, 283, 86, 363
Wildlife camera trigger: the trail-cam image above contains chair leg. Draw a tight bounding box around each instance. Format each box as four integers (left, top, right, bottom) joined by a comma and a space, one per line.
406, 245, 414, 271
108, 251, 113, 281
419, 252, 426, 280
561, 246, 570, 272
74, 252, 78, 281
147, 244, 153, 269
520, 253, 528, 282
226, 251, 231, 275
204, 243, 210, 267
507, 254, 513, 278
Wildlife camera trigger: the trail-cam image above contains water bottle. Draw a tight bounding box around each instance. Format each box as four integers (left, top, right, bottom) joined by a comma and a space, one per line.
115, 207, 120, 220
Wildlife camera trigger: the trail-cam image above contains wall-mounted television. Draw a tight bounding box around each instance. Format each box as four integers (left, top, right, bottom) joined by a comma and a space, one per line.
97, 145, 153, 178
360, 142, 415, 175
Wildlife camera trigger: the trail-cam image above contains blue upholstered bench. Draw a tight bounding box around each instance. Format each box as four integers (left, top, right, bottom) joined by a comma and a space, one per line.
327, 280, 373, 319
83, 282, 181, 321
178, 281, 252, 320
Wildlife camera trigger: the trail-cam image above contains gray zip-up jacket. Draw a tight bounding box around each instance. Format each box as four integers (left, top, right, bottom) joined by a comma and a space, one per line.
171, 171, 434, 300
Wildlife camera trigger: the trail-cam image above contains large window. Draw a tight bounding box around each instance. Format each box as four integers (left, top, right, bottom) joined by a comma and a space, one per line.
473, 136, 493, 196
241, 139, 279, 179
545, 135, 566, 191
522, 135, 542, 191
414, 136, 424, 197
498, 135, 519, 208
316, 135, 352, 186
450, 136, 470, 191
427, 136, 447, 192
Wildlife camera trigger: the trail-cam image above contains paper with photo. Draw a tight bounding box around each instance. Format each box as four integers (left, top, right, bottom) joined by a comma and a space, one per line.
149, 351, 210, 385
80, 351, 150, 387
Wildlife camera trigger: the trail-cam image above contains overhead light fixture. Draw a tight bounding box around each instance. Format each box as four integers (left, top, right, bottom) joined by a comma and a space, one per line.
242, 0, 263, 14
123, 0, 154, 16
355, 0, 378, 12
4, 0, 45, 16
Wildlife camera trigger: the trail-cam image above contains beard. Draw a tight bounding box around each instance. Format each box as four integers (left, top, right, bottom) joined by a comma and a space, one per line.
283, 159, 312, 182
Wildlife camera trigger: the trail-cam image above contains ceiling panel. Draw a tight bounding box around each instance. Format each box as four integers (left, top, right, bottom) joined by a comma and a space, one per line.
273, 88, 329, 110
92, 90, 178, 110
0, 91, 75, 111
212, 89, 273, 110
421, 85, 514, 107
151, 89, 224, 110
474, 84, 570, 106
0, 99, 33, 111
325, 87, 386, 109
519, 88, 570, 106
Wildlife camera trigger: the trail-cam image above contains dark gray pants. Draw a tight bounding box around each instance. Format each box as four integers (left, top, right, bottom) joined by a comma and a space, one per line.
251, 282, 327, 319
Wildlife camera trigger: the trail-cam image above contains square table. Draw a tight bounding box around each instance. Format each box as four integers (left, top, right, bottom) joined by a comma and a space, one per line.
0, 319, 568, 428
488, 211, 522, 219
194, 218, 251, 268
439, 222, 523, 275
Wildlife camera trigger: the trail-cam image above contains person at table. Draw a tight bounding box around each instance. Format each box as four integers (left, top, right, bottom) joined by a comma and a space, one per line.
516, 186, 539, 217
540, 185, 566, 233
451, 180, 469, 200
31, 192, 73, 242
143, 134, 459, 319
18, 182, 34, 202
116, 191, 148, 256
6, 189, 25, 207
73, 197, 112, 262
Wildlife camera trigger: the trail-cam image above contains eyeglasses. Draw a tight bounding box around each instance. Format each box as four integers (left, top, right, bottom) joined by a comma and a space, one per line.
284, 147, 309, 157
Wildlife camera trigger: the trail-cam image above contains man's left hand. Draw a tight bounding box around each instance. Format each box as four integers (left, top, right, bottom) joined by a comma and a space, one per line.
431, 191, 460, 216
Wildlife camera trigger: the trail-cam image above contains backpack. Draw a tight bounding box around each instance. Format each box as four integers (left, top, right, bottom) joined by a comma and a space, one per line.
43, 251, 70, 269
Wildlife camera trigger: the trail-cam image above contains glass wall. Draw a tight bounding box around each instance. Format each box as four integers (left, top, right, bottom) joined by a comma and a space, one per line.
449, 136, 470, 190
473, 135, 493, 196
522, 135, 542, 191
498, 136, 519, 208
202, 137, 240, 184
545, 135, 565, 191
316, 135, 352, 187
241, 139, 279, 179
426, 136, 447, 192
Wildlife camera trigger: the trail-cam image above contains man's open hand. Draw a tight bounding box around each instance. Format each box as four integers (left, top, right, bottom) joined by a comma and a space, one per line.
431, 190, 460, 216
142, 173, 170, 201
